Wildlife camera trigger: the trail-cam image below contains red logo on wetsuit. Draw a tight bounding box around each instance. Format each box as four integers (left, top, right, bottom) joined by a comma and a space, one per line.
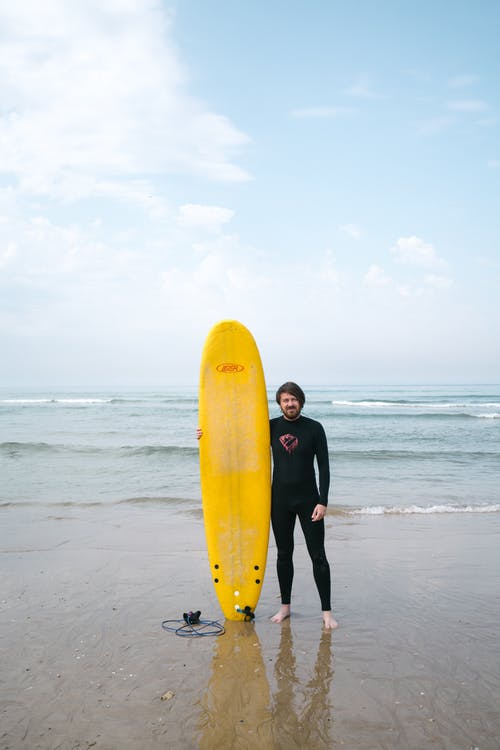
279, 434, 298, 454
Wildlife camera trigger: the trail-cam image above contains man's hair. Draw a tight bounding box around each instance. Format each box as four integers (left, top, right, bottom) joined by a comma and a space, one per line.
275, 382, 305, 408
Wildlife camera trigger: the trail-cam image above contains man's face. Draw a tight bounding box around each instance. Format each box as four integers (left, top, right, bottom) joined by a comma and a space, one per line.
279, 392, 301, 420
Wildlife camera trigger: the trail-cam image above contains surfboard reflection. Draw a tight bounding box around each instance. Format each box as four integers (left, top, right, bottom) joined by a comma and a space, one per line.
198, 621, 335, 749
198, 621, 273, 748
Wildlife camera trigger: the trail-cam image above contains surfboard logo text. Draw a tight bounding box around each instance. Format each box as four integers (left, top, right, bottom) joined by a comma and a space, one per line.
216, 363, 245, 373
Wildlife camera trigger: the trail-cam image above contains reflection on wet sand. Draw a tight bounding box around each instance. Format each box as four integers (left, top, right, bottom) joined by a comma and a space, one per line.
272, 623, 335, 748
198, 621, 272, 748
198, 621, 335, 749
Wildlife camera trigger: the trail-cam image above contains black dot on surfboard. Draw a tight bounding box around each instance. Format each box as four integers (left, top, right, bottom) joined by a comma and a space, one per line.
214, 578, 219, 583
255, 579, 261, 584
214, 564, 219, 569
254, 565, 259, 570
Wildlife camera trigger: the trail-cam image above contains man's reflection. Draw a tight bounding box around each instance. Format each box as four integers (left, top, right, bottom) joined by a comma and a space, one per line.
272, 622, 335, 748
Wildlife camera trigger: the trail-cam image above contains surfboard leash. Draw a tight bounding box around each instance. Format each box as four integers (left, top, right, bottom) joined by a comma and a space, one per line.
161, 611, 225, 637
235, 605, 255, 621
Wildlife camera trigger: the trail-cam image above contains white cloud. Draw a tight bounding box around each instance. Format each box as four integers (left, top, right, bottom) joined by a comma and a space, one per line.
176, 204, 235, 232
446, 99, 489, 113
344, 76, 384, 100
0, 213, 133, 292
159, 241, 342, 337
391, 236, 447, 269
476, 116, 497, 128
0, 243, 17, 269
339, 223, 362, 240
425, 274, 453, 290
419, 92, 491, 136
361, 244, 452, 297
291, 106, 354, 119
0, 0, 251, 206
395, 275, 453, 297
396, 284, 422, 298
158, 239, 266, 332
447, 74, 480, 89
418, 115, 456, 136
363, 264, 391, 287
0, 0, 256, 379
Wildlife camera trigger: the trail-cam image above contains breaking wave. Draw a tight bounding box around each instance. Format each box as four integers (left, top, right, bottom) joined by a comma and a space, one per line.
335, 503, 500, 516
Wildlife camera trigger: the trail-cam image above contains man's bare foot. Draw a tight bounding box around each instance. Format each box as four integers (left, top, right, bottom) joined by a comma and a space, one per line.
322, 611, 338, 629
271, 604, 291, 623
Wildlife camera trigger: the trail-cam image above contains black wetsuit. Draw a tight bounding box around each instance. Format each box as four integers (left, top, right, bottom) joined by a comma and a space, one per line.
270, 415, 331, 611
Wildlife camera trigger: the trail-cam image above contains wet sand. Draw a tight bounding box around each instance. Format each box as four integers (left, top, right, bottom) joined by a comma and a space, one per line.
1, 504, 500, 749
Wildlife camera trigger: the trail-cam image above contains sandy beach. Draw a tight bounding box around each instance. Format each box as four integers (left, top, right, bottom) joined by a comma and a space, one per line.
2, 504, 500, 750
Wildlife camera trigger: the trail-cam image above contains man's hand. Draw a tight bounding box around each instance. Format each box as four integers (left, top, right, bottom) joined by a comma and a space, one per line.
311, 504, 327, 522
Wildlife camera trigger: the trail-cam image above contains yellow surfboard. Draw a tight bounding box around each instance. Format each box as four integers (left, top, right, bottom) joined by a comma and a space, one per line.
199, 320, 271, 621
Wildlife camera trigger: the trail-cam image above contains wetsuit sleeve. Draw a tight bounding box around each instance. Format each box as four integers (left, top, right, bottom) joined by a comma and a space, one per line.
316, 423, 330, 506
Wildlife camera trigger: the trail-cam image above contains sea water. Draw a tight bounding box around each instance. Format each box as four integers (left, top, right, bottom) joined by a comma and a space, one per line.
1, 385, 499, 515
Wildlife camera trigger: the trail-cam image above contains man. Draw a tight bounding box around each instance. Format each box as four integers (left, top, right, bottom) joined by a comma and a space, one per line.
270, 382, 337, 629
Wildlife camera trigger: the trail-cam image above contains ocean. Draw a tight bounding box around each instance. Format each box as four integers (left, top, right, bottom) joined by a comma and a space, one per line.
1, 384, 499, 515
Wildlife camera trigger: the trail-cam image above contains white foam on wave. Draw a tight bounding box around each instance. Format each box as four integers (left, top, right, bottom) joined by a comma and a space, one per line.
332, 400, 500, 409
1, 399, 53, 404
348, 503, 500, 515
332, 400, 396, 407
2, 398, 111, 405
56, 399, 110, 404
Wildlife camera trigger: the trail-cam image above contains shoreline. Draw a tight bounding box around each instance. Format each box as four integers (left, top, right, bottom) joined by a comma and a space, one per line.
1, 504, 500, 749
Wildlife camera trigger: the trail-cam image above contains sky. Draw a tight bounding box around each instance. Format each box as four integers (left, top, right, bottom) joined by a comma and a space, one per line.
1, 0, 499, 387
